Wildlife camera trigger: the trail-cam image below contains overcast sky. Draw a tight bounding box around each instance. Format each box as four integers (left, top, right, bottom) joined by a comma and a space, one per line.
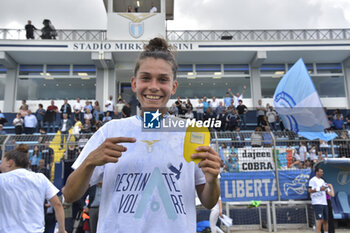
1, 0, 350, 30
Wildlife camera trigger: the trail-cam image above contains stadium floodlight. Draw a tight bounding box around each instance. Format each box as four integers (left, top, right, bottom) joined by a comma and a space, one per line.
213, 72, 222, 79
78, 72, 88, 76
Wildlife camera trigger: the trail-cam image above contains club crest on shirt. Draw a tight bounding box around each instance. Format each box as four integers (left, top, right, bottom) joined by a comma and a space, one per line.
141, 140, 160, 153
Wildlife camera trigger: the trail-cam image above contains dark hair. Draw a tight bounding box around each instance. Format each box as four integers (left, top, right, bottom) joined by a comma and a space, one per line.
133, 37, 177, 80
4, 149, 30, 168
15, 144, 29, 153
315, 167, 322, 173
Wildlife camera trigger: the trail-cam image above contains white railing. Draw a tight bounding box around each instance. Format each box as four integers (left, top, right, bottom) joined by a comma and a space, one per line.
1, 28, 350, 41
0, 29, 107, 41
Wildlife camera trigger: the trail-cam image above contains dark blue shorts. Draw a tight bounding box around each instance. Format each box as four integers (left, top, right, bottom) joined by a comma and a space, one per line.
313, 204, 329, 220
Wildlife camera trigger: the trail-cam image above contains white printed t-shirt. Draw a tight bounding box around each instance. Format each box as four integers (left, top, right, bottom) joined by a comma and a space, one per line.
72, 116, 206, 233
309, 176, 329, 205
0, 168, 59, 233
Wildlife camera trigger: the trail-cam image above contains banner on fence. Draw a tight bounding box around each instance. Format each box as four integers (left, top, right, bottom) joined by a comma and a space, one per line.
220, 169, 311, 202
238, 148, 274, 171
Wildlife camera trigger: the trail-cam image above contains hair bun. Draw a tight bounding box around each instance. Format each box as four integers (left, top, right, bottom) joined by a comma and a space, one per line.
144, 37, 171, 52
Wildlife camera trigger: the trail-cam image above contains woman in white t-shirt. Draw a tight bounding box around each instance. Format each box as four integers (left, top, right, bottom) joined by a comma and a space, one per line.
63, 38, 221, 233
0, 145, 66, 233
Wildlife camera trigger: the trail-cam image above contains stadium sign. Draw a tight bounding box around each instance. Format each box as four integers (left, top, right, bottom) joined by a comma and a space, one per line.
72, 42, 194, 51
238, 148, 274, 171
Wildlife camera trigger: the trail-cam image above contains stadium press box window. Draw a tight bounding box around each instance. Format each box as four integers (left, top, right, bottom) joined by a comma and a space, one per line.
19, 65, 44, 76
17, 78, 96, 100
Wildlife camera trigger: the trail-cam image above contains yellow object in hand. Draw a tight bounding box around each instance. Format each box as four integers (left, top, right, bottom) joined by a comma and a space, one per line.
183, 125, 210, 164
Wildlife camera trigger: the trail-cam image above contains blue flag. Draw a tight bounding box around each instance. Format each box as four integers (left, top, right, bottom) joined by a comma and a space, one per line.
273, 58, 337, 141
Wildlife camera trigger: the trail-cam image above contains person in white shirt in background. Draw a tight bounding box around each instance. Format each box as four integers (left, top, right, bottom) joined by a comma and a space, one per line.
73, 97, 83, 122
24, 109, 38, 134
299, 142, 307, 162
308, 168, 334, 233
228, 85, 246, 108
0, 145, 66, 233
196, 98, 204, 121
210, 97, 219, 115
149, 2, 157, 13
105, 95, 114, 117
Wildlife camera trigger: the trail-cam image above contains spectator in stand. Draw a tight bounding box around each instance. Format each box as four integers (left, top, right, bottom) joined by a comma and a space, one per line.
73, 97, 83, 122
24, 110, 37, 134
175, 96, 182, 113
38, 159, 50, 179
0, 124, 7, 135
229, 85, 246, 108
232, 127, 245, 148
82, 119, 92, 134
78, 134, 88, 150
102, 112, 112, 124
0, 110, 8, 125
226, 108, 238, 131
210, 97, 219, 115
223, 92, 233, 108
184, 108, 194, 119
256, 99, 265, 127
93, 102, 104, 122
60, 99, 72, 118
36, 103, 46, 132
0, 147, 66, 233
289, 151, 301, 169
67, 144, 79, 160
338, 131, 350, 158
216, 101, 225, 116
299, 142, 307, 163
266, 105, 277, 131
217, 109, 227, 131
319, 140, 329, 158
29, 145, 41, 172
236, 100, 248, 129
332, 114, 344, 130
59, 113, 73, 150
309, 144, 318, 164
73, 116, 83, 135
84, 108, 93, 122
345, 111, 350, 129
149, 2, 157, 13
83, 100, 93, 114
115, 99, 125, 119
41, 141, 55, 170
13, 113, 24, 135
122, 102, 131, 118
25, 20, 37, 39
40, 19, 56, 39
332, 109, 343, 120
263, 126, 273, 147
46, 100, 58, 133
196, 99, 204, 121
203, 107, 216, 121
105, 95, 114, 117
19, 100, 29, 118
261, 115, 270, 131
186, 99, 193, 112
169, 103, 178, 116
251, 126, 263, 147
202, 97, 209, 114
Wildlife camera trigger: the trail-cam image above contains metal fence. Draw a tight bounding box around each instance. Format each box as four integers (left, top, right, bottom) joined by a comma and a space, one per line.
1, 28, 350, 41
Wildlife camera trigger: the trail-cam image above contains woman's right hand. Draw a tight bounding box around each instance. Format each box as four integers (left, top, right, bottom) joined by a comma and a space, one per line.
85, 137, 136, 167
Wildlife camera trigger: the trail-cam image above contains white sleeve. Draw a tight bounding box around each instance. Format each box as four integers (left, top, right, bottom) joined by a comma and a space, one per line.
309, 178, 317, 190
41, 174, 59, 200
195, 164, 206, 186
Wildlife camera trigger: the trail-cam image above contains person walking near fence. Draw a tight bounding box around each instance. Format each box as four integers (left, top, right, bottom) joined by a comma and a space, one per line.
308, 168, 334, 233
